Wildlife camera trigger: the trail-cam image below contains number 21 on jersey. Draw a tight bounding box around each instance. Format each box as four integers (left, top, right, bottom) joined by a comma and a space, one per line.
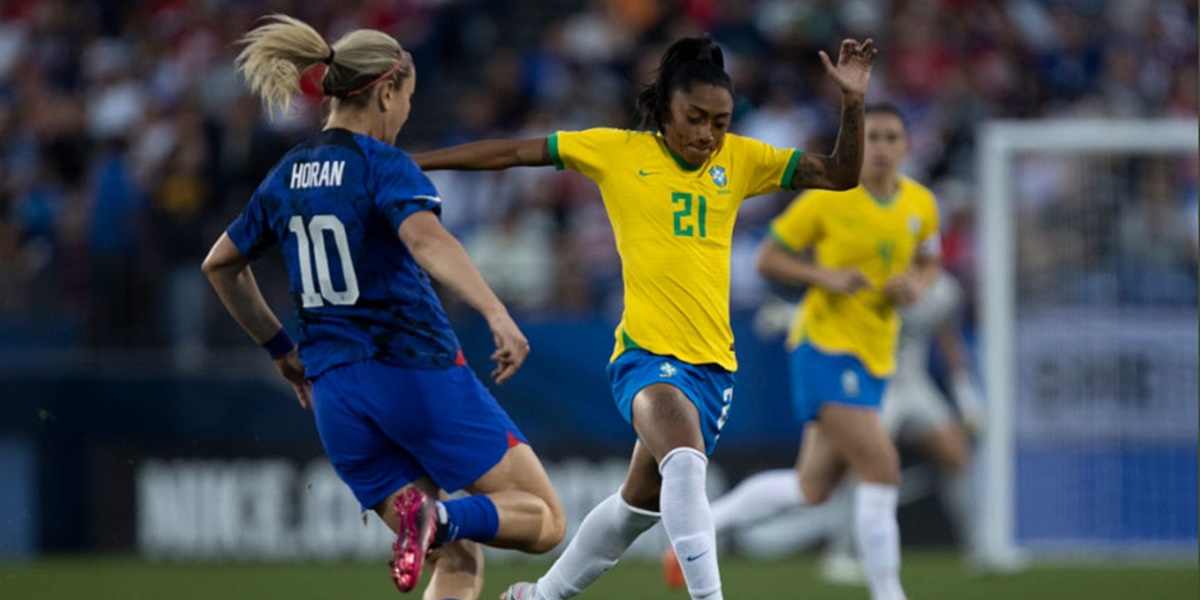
672, 192, 707, 238
288, 215, 359, 308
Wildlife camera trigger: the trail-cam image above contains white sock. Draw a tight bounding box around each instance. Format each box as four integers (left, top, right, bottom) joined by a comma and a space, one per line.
660, 448, 722, 600
534, 492, 659, 600
710, 468, 807, 537
855, 482, 906, 600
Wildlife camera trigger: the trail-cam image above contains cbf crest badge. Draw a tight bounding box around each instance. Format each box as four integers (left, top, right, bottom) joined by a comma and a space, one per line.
709, 165, 727, 187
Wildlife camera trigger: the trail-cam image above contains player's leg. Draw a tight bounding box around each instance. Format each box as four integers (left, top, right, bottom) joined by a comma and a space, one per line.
786, 346, 857, 561
817, 404, 906, 600
631, 382, 723, 600
311, 362, 444, 593
385, 421, 565, 562
915, 419, 975, 556
796, 421, 852, 505
778, 343, 904, 599
423, 541, 484, 600
664, 463, 810, 589
511, 351, 729, 600
340, 361, 562, 590
817, 480, 867, 586
375, 483, 486, 597
533, 384, 716, 600
688, 423, 858, 587
516, 441, 662, 600
378, 362, 564, 554
817, 376, 914, 587
461, 442, 566, 553
702, 343, 849, 542
795, 424, 864, 586
706, 469, 807, 534
791, 342, 854, 506
701, 427, 828, 540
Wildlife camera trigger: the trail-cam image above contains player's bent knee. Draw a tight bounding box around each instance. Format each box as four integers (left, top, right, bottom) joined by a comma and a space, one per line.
529, 503, 567, 554
549, 504, 567, 543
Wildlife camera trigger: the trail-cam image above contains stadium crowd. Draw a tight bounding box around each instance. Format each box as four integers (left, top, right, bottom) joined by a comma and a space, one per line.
0, 0, 1195, 360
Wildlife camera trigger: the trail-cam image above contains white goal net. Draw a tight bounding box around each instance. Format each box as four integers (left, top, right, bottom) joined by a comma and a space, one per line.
978, 119, 1198, 561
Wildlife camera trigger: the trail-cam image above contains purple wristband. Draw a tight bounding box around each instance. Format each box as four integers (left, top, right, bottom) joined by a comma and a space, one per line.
262, 329, 296, 360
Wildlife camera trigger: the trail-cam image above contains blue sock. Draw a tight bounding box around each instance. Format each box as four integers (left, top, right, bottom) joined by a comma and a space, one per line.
439, 495, 499, 543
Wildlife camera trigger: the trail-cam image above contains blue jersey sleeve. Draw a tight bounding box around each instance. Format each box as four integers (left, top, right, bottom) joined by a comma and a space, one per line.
372, 150, 442, 233
226, 189, 277, 259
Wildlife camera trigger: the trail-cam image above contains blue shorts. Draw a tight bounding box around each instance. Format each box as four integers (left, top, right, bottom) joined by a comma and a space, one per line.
789, 343, 887, 425
311, 359, 528, 511
606, 349, 735, 455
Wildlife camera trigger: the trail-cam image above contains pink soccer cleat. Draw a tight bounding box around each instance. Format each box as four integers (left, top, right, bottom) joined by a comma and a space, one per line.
390, 487, 438, 592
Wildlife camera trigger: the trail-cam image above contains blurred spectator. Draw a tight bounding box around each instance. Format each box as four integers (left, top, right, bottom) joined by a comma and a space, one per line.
85, 138, 147, 347
148, 105, 217, 368
464, 202, 557, 313
0, 0, 1193, 351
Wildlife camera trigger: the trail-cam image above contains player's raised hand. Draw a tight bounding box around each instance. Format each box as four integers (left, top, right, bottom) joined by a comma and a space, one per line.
274, 351, 312, 409
820, 38, 877, 97
488, 312, 530, 385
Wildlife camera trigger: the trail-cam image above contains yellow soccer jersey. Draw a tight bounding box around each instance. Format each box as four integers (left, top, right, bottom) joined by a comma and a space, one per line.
550, 128, 802, 371
770, 176, 940, 377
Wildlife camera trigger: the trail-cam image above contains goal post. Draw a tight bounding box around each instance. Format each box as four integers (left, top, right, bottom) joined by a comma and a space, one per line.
978, 119, 1199, 562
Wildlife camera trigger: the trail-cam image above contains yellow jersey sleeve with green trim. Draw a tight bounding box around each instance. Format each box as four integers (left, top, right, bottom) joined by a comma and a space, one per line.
730, 134, 804, 196
548, 130, 802, 371
548, 128, 633, 180
773, 176, 941, 377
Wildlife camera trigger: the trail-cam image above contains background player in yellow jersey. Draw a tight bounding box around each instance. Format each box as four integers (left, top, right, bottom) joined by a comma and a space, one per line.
816, 270, 989, 586
665, 104, 939, 600
414, 36, 876, 600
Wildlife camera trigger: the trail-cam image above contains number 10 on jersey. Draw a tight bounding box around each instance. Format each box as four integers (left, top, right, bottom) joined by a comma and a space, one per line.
288, 215, 360, 308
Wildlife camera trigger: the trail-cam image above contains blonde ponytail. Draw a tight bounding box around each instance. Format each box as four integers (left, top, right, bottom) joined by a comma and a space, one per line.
236, 15, 330, 118
236, 14, 413, 118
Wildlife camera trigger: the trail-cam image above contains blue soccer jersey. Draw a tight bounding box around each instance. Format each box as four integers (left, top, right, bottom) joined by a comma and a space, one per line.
226, 128, 460, 377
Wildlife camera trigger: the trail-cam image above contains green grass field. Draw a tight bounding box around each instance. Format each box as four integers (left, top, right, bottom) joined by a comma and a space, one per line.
1, 552, 1196, 600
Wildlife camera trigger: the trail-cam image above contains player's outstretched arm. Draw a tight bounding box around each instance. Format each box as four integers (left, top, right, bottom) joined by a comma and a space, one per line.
789, 38, 876, 192
398, 212, 529, 384
201, 234, 311, 408
412, 138, 551, 171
